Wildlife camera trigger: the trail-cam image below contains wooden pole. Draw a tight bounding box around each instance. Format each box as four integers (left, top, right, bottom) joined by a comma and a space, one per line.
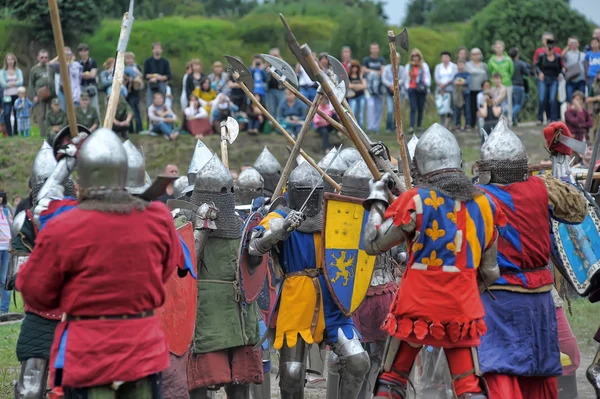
103, 12, 130, 129
48, 0, 78, 138
388, 30, 412, 191
220, 123, 229, 169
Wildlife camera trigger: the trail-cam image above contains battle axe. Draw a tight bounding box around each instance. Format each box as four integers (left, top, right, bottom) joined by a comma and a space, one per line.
220, 116, 239, 169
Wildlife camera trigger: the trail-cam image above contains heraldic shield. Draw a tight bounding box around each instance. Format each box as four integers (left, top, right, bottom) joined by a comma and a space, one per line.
322, 193, 377, 317
155, 222, 198, 356
552, 201, 600, 296
239, 211, 269, 303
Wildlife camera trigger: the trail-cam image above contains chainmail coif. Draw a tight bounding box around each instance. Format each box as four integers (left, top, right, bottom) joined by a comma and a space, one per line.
477, 158, 529, 185
30, 179, 76, 208
190, 190, 242, 239
418, 170, 484, 201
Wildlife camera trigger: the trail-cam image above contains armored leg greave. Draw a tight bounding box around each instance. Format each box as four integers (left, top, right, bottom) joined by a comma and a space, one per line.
587, 344, 600, 398
307, 344, 326, 377
224, 384, 250, 399
250, 373, 271, 399
326, 328, 371, 399
357, 341, 385, 399
14, 358, 48, 399
279, 336, 308, 399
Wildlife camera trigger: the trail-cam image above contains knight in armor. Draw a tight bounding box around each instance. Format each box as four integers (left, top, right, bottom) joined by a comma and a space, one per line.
187, 154, 263, 399
16, 128, 185, 398
339, 147, 362, 167
235, 167, 266, 216
475, 119, 587, 399
363, 123, 505, 399
253, 147, 281, 197
180, 139, 214, 199
248, 161, 371, 399
10, 140, 79, 399
318, 149, 347, 193
339, 159, 399, 399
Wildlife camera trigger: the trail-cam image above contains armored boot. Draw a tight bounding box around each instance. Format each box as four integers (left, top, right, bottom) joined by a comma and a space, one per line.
586, 345, 600, 398
14, 358, 49, 399
326, 329, 371, 399
357, 341, 384, 399
279, 336, 308, 399
373, 378, 408, 399
225, 384, 250, 399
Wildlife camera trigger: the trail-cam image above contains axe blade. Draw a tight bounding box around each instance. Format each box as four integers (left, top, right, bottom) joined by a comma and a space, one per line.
224, 55, 254, 93
261, 54, 299, 87
224, 116, 239, 144
280, 13, 316, 81
326, 55, 350, 96
395, 28, 410, 52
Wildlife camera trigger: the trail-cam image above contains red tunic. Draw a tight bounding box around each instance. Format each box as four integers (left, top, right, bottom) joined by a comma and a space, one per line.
17, 201, 183, 388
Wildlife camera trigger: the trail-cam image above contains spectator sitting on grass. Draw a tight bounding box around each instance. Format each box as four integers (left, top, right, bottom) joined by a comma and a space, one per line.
185, 95, 210, 138
193, 77, 217, 116
209, 61, 229, 94
14, 86, 34, 137
45, 97, 67, 139
185, 95, 209, 121
113, 94, 134, 139
148, 91, 179, 141
75, 92, 99, 132
565, 90, 593, 144
313, 96, 337, 152
277, 88, 307, 138
210, 93, 239, 133
247, 93, 264, 135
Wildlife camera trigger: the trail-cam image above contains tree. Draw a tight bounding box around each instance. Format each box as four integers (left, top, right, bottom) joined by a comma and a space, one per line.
403, 0, 492, 26
13, 0, 101, 44
402, 0, 432, 26
466, 0, 592, 62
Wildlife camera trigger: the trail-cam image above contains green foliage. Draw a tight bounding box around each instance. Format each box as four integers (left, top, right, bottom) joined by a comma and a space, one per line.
403, 0, 492, 26
403, 0, 432, 26
12, 0, 101, 45
467, 0, 593, 62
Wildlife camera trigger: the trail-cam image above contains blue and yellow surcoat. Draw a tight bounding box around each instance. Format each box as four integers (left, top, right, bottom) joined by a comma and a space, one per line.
255, 209, 357, 349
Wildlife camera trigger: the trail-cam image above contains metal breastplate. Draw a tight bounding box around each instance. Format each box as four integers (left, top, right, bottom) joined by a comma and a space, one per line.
371, 251, 395, 286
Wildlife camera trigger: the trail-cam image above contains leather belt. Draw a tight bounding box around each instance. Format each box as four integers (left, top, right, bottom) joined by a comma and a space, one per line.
66, 310, 154, 321
285, 268, 323, 335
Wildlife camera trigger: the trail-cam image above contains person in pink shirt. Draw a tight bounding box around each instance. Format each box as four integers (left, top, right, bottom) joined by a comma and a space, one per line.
533, 32, 563, 65
313, 96, 337, 151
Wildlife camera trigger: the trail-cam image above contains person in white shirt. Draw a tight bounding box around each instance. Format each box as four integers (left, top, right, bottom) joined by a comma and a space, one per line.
434, 50, 458, 127
0, 196, 12, 315
382, 53, 406, 132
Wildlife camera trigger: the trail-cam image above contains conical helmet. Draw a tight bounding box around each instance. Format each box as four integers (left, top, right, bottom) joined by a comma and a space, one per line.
190, 154, 241, 238
253, 147, 281, 196
31, 141, 58, 185
318, 148, 347, 193
78, 128, 128, 191
341, 160, 371, 199
173, 176, 189, 199
480, 118, 527, 161
414, 123, 462, 177
235, 167, 264, 205
183, 139, 213, 195
288, 161, 323, 217
123, 140, 151, 195
339, 147, 361, 166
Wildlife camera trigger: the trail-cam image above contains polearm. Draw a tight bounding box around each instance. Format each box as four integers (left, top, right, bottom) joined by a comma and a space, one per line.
388, 29, 412, 190
48, 0, 78, 138
104, 0, 135, 129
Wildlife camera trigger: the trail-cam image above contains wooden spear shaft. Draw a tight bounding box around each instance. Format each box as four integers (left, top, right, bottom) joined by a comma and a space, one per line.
388, 30, 412, 190
103, 12, 130, 129
48, 0, 78, 138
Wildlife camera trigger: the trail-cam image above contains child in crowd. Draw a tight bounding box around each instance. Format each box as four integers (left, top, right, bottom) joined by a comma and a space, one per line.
14, 86, 34, 137
452, 60, 471, 131
313, 96, 336, 151
565, 90, 593, 144
247, 93, 264, 135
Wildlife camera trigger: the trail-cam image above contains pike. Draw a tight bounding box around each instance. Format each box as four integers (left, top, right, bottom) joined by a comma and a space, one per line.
280, 14, 399, 201
224, 55, 341, 192
298, 145, 343, 215
388, 28, 412, 190
219, 116, 239, 168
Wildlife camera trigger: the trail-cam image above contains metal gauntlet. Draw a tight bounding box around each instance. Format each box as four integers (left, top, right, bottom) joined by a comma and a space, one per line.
248, 218, 290, 256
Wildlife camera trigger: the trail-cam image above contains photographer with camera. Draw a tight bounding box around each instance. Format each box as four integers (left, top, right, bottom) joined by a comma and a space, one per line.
536, 38, 564, 124
479, 89, 502, 138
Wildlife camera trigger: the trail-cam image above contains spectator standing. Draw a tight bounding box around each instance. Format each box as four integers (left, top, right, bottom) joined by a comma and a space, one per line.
265, 48, 285, 116
297, 52, 318, 103
0, 53, 23, 136
584, 28, 600, 52
156, 164, 179, 203
14, 86, 34, 137
250, 55, 268, 99
453, 60, 471, 130
50, 47, 83, 109
490, 72, 508, 115
208, 61, 229, 94
586, 38, 600, 97
456, 47, 469, 63
124, 52, 144, 133
185, 59, 205, 101
75, 92, 99, 132
148, 92, 179, 140
44, 98, 67, 138
405, 48, 431, 134
509, 48, 532, 126
362, 43, 386, 133
466, 48, 488, 128
113, 94, 134, 139
143, 42, 171, 111
563, 37, 587, 103
536, 44, 563, 123
313, 96, 336, 152
341, 46, 352, 73
479, 90, 502, 135
28, 49, 54, 137
434, 50, 458, 128
488, 40, 514, 125
382, 53, 405, 132
347, 60, 367, 129
277, 88, 307, 137
180, 61, 192, 110
101, 57, 128, 98
533, 32, 563, 65
247, 93, 265, 135
0, 193, 11, 315
565, 90, 593, 144
77, 43, 101, 120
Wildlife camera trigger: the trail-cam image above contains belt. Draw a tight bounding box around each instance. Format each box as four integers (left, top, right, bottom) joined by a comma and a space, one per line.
284, 268, 322, 279
66, 310, 154, 321
285, 268, 323, 335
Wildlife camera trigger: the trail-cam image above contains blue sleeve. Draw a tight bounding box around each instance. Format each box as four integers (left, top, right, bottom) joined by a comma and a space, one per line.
177, 233, 197, 279
0, 70, 7, 88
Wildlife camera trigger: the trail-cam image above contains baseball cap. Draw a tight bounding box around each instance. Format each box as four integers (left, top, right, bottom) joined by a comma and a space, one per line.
80, 92, 89, 100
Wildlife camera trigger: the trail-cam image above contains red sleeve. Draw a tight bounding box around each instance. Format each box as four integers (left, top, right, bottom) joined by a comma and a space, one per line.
564, 109, 578, 126
532, 48, 541, 65
384, 188, 420, 227
16, 221, 65, 311
158, 204, 183, 283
